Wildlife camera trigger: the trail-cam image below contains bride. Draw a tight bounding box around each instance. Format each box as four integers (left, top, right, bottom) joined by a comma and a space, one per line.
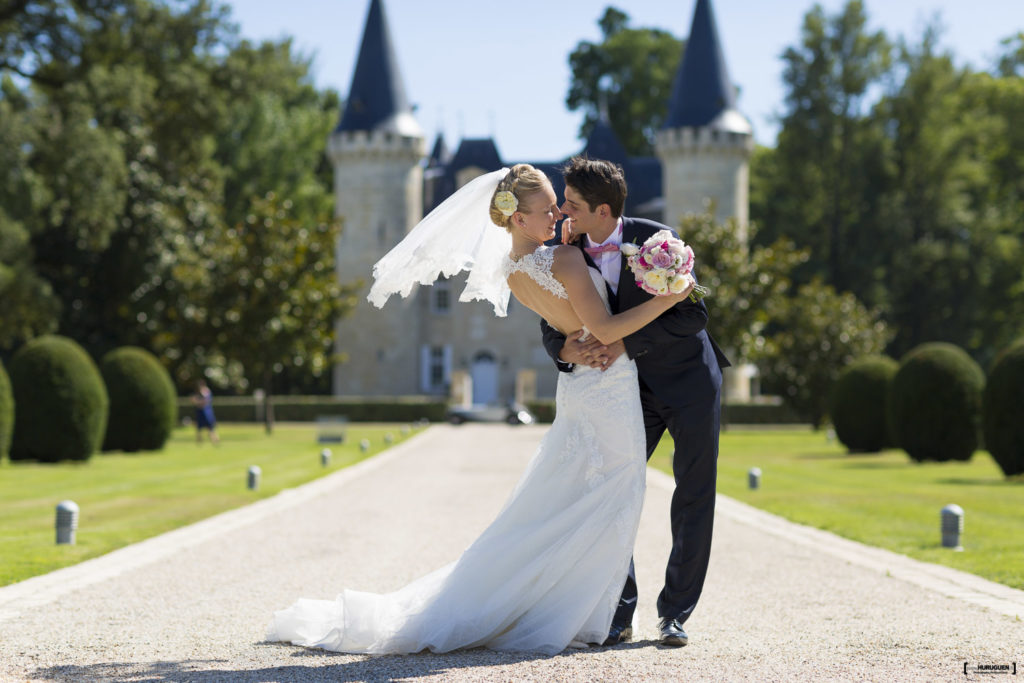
266, 164, 693, 655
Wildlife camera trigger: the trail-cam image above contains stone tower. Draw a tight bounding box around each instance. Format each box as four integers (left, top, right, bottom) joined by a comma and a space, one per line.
656, 0, 753, 231
656, 0, 755, 399
330, 0, 426, 396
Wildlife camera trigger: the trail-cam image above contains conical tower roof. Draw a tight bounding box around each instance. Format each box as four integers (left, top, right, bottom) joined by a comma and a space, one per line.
336, 0, 422, 137
664, 0, 751, 134
428, 133, 451, 167
582, 108, 628, 166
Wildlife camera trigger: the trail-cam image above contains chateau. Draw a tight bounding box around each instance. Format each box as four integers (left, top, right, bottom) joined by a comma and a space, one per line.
330, 0, 753, 404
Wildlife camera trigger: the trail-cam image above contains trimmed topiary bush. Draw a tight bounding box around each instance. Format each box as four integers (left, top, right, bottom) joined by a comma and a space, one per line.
888, 342, 984, 463
9, 335, 108, 462
0, 360, 12, 460
983, 338, 1024, 477
101, 346, 177, 452
829, 355, 898, 453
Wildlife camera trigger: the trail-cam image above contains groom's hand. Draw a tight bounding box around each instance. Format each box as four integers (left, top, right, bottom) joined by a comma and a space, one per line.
598, 340, 626, 371
561, 217, 573, 244
559, 329, 605, 368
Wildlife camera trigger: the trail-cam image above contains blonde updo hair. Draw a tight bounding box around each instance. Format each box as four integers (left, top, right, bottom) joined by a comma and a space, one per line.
489, 164, 550, 231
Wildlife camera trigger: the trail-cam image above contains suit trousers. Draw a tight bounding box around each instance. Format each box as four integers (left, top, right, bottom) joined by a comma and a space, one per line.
612, 374, 720, 626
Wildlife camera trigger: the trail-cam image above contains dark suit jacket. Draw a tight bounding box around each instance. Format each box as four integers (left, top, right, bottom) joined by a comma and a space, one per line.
540, 216, 730, 409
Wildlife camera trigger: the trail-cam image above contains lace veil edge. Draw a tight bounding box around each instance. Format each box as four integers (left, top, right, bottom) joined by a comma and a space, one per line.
367, 168, 513, 317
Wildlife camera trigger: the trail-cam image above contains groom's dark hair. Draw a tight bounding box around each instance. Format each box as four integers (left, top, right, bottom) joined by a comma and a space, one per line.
562, 156, 627, 218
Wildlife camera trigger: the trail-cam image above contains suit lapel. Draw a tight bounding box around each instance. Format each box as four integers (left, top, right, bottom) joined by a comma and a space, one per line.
616, 218, 644, 311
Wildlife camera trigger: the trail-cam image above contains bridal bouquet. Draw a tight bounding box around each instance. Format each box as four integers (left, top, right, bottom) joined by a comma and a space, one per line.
620, 230, 708, 301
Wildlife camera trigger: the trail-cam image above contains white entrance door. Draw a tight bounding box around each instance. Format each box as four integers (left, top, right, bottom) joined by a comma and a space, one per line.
470, 352, 498, 405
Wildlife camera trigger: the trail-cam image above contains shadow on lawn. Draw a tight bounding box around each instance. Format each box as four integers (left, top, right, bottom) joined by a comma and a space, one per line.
31, 640, 663, 682
935, 477, 1018, 487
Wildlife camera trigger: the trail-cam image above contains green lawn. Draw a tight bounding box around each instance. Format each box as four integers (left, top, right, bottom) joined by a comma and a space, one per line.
650, 429, 1024, 590
0, 423, 421, 587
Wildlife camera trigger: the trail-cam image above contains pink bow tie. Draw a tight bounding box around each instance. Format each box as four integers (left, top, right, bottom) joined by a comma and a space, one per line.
584, 244, 620, 257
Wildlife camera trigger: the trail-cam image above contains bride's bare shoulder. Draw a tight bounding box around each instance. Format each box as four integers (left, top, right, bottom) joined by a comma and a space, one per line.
551, 244, 585, 272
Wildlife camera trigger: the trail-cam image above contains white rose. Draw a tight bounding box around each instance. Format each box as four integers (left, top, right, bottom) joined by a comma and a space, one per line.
620, 243, 639, 257
643, 269, 668, 291
669, 273, 692, 294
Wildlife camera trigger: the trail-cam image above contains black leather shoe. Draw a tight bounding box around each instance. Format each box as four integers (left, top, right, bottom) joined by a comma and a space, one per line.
602, 622, 633, 646
657, 617, 688, 647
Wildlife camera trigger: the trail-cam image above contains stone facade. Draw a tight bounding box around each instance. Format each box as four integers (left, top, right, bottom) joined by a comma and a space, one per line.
329, 128, 426, 396
656, 127, 754, 235
330, 0, 753, 403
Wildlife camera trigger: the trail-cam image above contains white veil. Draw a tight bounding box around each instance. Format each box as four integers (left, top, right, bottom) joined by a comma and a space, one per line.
367, 168, 513, 317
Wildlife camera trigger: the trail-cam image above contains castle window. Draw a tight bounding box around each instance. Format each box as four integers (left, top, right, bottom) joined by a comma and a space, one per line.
433, 276, 451, 313
429, 347, 445, 386
420, 344, 452, 393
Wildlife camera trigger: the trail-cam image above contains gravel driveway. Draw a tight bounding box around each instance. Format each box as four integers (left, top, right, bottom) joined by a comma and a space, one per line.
0, 424, 1020, 682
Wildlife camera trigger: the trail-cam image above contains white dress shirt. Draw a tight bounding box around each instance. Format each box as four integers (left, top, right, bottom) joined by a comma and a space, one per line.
585, 219, 624, 295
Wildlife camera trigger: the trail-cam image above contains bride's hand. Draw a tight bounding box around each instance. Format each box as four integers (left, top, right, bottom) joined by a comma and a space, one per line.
561, 217, 573, 245
666, 277, 695, 303
559, 329, 606, 367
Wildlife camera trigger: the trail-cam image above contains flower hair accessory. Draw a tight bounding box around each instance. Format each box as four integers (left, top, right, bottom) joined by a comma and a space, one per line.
494, 190, 518, 217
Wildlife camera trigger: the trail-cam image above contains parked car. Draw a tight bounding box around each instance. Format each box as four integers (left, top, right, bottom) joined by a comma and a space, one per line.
446, 403, 535, 426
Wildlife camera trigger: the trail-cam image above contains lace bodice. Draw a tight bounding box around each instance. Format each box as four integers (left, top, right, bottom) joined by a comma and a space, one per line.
502, 245, 611, 309
502, 246, 567, 299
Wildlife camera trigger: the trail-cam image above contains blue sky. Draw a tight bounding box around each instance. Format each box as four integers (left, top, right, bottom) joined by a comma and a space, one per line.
224, 0, 1023, 161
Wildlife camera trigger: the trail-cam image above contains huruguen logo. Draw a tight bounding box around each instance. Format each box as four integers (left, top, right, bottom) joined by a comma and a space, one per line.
964, 662, 1017, 676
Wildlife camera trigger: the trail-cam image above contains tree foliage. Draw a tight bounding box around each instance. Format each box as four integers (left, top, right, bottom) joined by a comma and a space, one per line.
161, 193, 356, 430
755, 279, 891, 428
567, 7, 683, 155
829, 355, 898, 452
754, 0, 890, 297
677, 207, 808, 364
889, 342, 984, 463
983, 337, 1024, 477
9, 335, 109, 462
752, 0, 1024, 369
0, 0, 351, 398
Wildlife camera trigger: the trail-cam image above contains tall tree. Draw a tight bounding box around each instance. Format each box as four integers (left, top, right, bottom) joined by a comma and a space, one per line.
0, 78, 58, 350
165, 193, 353, 431
0, 0, 354, 397
755, 0, 891, 297
566, 6, 683, 155
872, 29, 983, 357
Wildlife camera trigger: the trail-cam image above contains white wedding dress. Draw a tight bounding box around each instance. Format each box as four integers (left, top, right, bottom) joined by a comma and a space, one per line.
267, 248, 647, 655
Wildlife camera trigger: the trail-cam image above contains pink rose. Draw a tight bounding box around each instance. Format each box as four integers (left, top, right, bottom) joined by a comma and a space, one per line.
677, 245, 694, 273
651, 250, 674, 268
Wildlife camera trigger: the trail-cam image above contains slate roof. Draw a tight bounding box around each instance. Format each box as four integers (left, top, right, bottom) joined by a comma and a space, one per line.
664, 0, 751, 134
336, 0, 421, 136
581, 113, 629, 168
449, 138, 503, 174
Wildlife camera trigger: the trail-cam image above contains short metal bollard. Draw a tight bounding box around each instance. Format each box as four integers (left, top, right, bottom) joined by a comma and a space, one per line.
359, 438, 370, 453
384, 433, 394, 444
748, 467, 762, 490
56, 500, 79, 545
320, 448, 331, 467
247, 465, 261, 491
941, 504, 964, 550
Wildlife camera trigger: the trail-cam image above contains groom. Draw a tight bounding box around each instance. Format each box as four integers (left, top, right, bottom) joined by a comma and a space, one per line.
541, 156, 729, 648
